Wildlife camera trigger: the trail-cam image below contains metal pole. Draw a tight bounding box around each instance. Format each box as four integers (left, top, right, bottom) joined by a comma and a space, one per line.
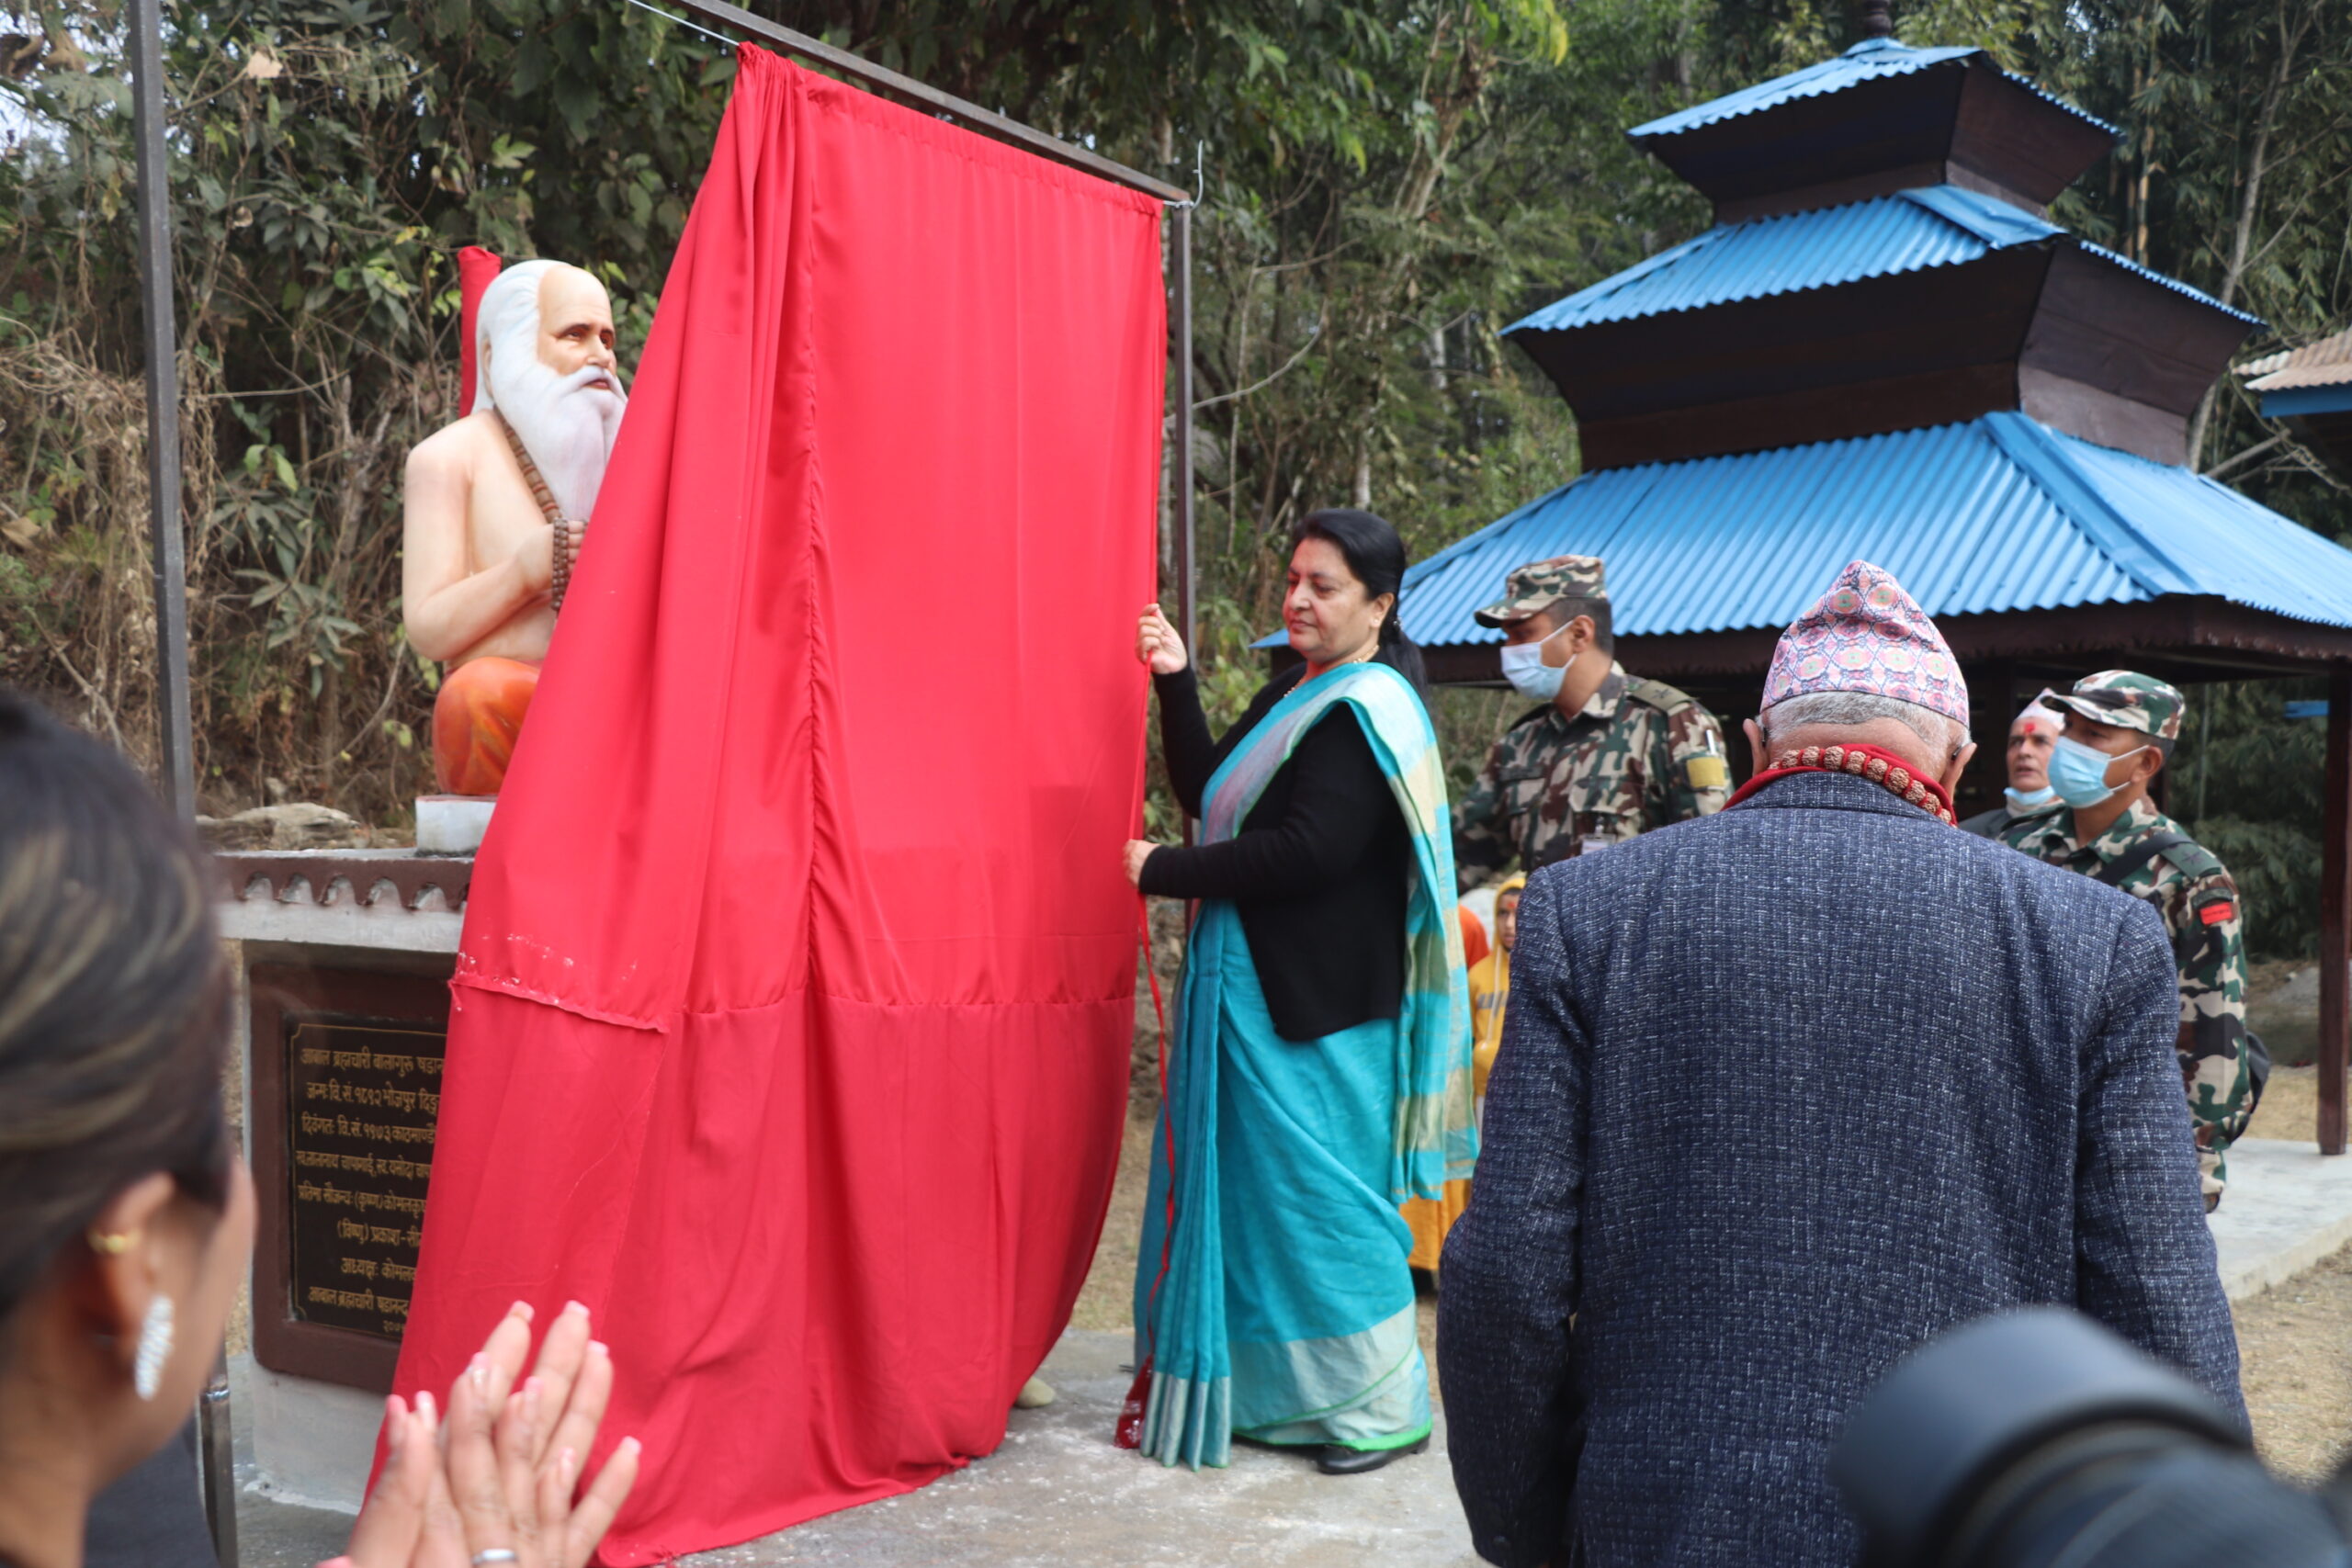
199, 1370, 238, 1567
2321, 665, 2350, 1155
130, 0, 196, 821
1172, 203, 1196, 660
129, 6, 230, 1558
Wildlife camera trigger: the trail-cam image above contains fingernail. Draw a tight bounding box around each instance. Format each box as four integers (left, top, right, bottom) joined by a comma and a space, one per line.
416, 1391, 435, 1425
511, 1300, 534, 1321
620, 1436, 641, 1458
564, 1299, 589, 1318
469, 1354, 489, 1394
387, 1415, 404, 1456
589, 1340, 609, 1359
560, 1446, 578, 1487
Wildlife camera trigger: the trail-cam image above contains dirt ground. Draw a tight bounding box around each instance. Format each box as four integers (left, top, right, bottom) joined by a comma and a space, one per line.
2226, 1063, 2352, 1481
1078, 1063, 2352, 1480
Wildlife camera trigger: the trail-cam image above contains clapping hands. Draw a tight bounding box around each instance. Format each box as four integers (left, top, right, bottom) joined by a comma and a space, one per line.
333, 1301, 639, 1568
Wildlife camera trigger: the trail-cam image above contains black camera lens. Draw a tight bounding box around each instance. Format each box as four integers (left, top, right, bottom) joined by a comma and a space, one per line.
1831, 1308, 2352, 1568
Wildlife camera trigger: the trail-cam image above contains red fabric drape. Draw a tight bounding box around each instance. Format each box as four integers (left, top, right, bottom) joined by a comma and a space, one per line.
391, 46, 1164, 1562
455, 245, 503, 413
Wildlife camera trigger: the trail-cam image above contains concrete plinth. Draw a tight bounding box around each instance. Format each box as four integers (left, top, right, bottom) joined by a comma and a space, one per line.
231, 1353, 373, 1514
236, 1330, 1478, 1568
415, 795, 496, 856
2208, 1136, 2352, 1303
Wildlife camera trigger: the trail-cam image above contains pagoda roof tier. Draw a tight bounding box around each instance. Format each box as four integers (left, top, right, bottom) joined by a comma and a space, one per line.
1509, 186, 2252, 334
1504, 186, 2257, 471
1286, 413, 2352, 682
1628, 39, 2116, 221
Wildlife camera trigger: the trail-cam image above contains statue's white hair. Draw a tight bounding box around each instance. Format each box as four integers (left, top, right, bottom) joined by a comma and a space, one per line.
1759, 690, 1966, 758
471, 259, 565, 414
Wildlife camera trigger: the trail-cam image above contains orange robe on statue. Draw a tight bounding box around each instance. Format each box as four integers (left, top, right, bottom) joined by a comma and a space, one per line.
432, 657, 540, 795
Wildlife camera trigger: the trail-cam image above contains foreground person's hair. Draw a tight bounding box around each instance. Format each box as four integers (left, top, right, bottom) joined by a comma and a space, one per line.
0, 691, 232, 1324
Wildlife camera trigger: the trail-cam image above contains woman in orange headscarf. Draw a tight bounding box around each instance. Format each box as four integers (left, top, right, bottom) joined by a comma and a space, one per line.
1404, 874, 1524, 1274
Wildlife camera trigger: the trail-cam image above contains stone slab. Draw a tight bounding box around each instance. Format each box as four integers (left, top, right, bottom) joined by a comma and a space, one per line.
2208, 1136, 2352, 1303
216, 897, 465, 952
232, 1331, 1477, 1568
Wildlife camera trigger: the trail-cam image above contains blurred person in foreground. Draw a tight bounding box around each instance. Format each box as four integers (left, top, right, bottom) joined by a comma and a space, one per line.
1124, 510, 1475, 1476
1436, 564, 2240, 1568
1957, 698, 2066, 838
1997, 672, 2254, 1209
0, 690, 636, 1568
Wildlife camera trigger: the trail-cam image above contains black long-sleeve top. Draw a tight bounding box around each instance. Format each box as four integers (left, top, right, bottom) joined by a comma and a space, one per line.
1138, 666, 1410, 1042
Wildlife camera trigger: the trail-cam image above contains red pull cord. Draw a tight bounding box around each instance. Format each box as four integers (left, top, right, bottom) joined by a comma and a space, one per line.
1115, 895, 1177, 1449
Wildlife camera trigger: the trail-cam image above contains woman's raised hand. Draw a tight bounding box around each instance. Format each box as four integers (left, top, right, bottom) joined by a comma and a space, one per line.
334, 1301, 640, 1568
1136, 603, 1188, 675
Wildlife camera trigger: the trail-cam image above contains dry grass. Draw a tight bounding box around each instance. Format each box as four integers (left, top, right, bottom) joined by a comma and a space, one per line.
2237, 1245, 2352, 1482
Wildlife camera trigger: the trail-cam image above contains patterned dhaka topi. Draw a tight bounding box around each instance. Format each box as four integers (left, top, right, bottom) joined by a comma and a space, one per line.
1761, 559, 1969, 728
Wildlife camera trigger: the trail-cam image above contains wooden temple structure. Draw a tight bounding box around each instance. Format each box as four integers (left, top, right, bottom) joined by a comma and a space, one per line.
2245, 326, 2352, 485
1375, 17, 2352, 1149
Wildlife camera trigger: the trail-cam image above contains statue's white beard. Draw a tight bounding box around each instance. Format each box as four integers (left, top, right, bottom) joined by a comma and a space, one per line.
490, 355, 627, 521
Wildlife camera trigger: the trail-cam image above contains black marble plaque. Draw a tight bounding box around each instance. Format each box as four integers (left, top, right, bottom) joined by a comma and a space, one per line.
283, 1018, 445, 1342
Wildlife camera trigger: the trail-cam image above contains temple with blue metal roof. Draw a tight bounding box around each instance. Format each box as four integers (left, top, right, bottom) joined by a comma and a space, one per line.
1335, 8, 2352, 1150
1350, 13, 2352, 758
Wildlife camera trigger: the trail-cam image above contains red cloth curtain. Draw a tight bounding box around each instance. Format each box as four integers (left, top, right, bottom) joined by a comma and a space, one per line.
391, 45, 1164, 1562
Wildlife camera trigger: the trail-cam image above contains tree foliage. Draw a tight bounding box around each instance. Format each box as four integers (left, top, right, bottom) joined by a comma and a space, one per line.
4, 0, 2352, 953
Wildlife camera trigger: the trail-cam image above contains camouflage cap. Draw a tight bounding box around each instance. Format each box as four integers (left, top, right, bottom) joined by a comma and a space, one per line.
1474, 554, 1606, 628
2039, 671, 2186, 743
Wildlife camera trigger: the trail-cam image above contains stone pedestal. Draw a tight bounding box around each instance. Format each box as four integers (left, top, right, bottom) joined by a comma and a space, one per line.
414, 795, 496, 856
217, 851, 470, 1512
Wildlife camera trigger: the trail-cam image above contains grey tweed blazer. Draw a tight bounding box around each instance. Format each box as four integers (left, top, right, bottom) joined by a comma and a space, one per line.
1437, 770, 2242, 1568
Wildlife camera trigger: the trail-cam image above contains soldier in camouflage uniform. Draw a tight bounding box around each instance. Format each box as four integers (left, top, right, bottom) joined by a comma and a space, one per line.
1453, 555, 1731, 890
1997, 671, 2250, 1206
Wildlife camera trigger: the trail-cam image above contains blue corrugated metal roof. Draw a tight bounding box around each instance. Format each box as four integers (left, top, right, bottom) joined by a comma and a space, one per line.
1503, 185, 2258, 335
1506, 186, 2056, 333
1255, 413, 2352, 649
1627, 37, 2114, 142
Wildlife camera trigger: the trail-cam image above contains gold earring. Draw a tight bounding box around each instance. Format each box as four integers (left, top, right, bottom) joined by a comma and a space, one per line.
87, 1228, 141, 1256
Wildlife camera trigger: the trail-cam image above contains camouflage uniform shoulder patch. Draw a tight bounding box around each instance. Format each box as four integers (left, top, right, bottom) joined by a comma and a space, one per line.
1621, 675, 1703, 716
2150, 837, 2228, 887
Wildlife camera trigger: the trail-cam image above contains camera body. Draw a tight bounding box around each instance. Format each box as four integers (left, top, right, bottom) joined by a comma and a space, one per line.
1829, 1309, 2352, 1568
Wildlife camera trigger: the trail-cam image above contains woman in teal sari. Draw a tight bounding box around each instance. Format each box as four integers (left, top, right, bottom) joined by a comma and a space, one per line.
1122, 510, 1476, 1476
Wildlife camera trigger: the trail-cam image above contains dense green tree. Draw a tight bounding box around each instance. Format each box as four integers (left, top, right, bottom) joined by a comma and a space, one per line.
5, 0, 2351, 956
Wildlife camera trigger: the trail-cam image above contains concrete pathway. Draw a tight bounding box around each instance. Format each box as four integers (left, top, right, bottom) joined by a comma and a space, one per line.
233, 1141, 2352, 1565
2208, 1136, 2352, 1303
236, 1331, 1477, 1568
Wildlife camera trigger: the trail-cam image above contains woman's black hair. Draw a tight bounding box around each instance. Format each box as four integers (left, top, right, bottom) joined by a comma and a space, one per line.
0, 690, 232, 1324
1292, 508, 1429, 699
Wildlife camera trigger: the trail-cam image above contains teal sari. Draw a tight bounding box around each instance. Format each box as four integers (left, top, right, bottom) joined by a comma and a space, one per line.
1134, 661, 1477, 1470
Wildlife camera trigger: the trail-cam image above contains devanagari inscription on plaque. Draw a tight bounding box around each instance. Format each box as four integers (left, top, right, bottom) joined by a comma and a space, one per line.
284, 1020, 444, 1341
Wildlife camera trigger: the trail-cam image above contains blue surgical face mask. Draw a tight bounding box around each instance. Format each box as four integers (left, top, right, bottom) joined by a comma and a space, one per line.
2047, 735, 2149, 809
1498, 621, 1572, 701
2005, 784, 2059, 814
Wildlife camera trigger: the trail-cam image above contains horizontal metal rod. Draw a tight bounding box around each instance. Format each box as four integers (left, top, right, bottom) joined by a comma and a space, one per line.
661, 0, 1190, 202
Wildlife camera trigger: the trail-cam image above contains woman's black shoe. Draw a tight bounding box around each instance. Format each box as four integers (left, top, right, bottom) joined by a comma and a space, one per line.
1315, 1434, 1430, 1475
